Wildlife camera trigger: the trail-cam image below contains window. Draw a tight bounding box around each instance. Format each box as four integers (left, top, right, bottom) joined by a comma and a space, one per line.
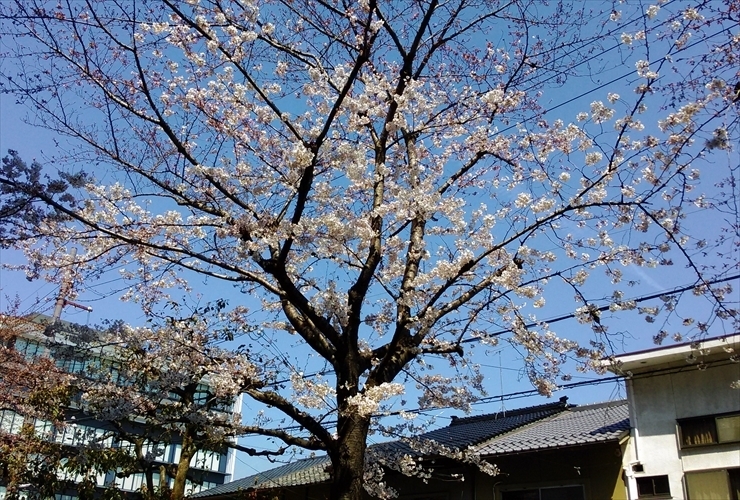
115, 471, 145, 492
31, 417, 114, 448
636, 475, 670, 498
686, 468, 740, 500
0, 410, 25, 435
186, 481, 218, 495
502, 485, 584, 500
115, 471, 162, 491
14, 338, 45, 359
34, 418, 54, 439
190, 450, 221, 472
679, 413, 740, 448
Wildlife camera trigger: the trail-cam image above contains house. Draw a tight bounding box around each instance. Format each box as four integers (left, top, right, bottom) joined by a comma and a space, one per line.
476, 400, 629, 499
0, 314, 238, 498
192, 397, 630, 500
607, 333, 740, 500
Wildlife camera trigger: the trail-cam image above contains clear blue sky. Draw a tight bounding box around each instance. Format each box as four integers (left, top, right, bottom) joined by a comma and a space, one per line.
1, 1, 737, 480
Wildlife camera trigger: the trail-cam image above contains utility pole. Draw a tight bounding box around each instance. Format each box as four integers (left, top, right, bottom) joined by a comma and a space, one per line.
51, 248, 92, 323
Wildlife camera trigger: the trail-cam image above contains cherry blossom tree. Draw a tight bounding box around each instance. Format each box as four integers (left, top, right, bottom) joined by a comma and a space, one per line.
1, 305, 262, 500
0, 312, 73, 499
1, 1, 739, 499
50, 305, 261, 499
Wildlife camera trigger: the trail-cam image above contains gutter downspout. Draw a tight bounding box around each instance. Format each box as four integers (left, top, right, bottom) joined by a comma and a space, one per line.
623, 377, 639, 500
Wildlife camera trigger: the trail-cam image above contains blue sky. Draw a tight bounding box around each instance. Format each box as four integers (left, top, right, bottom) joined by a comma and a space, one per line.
1, 0, 738, 481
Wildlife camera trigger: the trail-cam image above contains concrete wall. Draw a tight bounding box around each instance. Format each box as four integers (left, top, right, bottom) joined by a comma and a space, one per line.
623, 360, 740, 500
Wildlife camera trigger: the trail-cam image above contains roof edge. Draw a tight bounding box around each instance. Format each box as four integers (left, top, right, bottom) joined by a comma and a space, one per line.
448, 396, 569, 426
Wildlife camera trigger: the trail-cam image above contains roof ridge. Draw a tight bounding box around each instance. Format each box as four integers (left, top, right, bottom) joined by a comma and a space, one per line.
448, 396, 569, 426
566, 399, 627, 412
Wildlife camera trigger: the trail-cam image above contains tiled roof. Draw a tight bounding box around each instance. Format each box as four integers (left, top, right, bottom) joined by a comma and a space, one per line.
190, 456, 331, 498
192, 398, 571, 498
474, 400, 629, 456
378, 397, 570, 456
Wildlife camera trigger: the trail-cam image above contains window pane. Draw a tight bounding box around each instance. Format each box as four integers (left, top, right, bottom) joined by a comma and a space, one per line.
717, 416, 740, 443
637, 476, 670, 497
540, 486, 584, 500
686, 470, 730, 500
681, 418, 717, 447
0, 410, 24, 434
34, 419, 52, 438
729, 469, 740, 500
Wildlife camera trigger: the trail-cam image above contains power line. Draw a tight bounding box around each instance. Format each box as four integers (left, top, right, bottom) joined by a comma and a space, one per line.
263, 273, 739, 386
252, 275, 740, 431
462, 273, 739, 343
252, 374, 623, 434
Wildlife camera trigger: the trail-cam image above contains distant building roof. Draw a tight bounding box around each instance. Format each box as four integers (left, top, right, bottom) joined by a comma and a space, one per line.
190, 455, 332, 498
475, 400, 629, 456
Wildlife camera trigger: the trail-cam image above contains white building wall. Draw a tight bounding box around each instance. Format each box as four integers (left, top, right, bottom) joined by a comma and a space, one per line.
624, 360, 740, 500
223, 392, 243, 481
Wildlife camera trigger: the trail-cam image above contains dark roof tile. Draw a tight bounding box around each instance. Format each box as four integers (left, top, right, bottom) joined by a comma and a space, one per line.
190, 456, 331, 498
388, 396, 570, 453
474, 400, 629, 456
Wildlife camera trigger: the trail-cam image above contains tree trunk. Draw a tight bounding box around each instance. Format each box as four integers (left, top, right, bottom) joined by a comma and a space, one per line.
171, 430, 196, 500
329, 416, 370, 500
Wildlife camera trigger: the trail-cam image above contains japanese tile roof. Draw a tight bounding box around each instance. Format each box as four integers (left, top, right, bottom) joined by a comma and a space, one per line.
191, 397, 571, 498
378, 396, 571, 456
190, 455, 331, 498
474, 400, 629, 456
187, 401, 631, 499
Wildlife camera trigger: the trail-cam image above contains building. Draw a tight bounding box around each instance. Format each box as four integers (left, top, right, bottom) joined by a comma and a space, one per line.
0, 314, 238, 498
192, 397, 630, 500
476, 400, 629, 499
607, 334, 740, 500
